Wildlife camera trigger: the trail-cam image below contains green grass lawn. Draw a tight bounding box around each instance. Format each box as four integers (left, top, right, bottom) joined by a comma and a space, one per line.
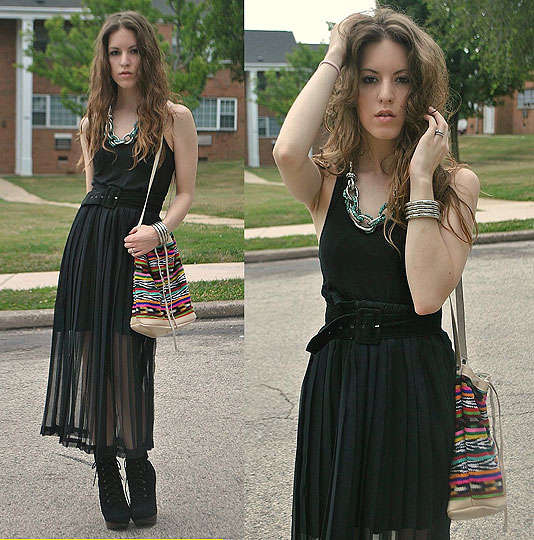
5, 159, 243, 219
244, 219, 534, 251
0, 200, 242, 273
458, 135, 534, 200
0, 279, 244, 311
245, 183, 312, 228
245, 166, 283, 183
246, 135, 534, 229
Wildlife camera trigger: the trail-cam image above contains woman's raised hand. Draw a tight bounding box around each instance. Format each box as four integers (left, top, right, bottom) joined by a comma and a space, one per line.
409, 107, 450, 183
327, 14, 367, 68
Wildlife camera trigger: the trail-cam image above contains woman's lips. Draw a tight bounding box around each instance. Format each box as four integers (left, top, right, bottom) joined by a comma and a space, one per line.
376, 115, 396, 123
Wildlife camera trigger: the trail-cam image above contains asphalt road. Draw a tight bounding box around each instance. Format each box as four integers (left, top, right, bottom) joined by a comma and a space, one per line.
245, 241, 534, 540
0, 318, 244, 540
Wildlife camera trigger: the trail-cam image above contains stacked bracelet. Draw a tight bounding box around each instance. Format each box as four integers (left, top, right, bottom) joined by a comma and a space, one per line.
404, 200, 441, 221
151, 221, 171, 245
319, 60, 341, 77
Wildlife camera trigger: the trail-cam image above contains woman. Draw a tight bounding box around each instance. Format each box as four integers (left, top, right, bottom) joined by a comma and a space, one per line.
40, 11, 197, 529
273, 8, 479, 540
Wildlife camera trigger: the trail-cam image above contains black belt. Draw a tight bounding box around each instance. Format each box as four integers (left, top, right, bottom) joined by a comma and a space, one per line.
81, 186, 164, 213
306, 305, 442, 353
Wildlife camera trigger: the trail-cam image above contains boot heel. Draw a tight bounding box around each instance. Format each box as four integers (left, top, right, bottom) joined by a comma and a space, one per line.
133, 514, 157, 527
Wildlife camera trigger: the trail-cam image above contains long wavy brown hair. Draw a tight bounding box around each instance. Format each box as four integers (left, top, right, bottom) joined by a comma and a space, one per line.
315, 8, 476, 246
83, 11, 172, 168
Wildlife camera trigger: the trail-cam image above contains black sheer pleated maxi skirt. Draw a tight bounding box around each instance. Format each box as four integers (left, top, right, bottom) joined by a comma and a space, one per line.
41, 202, 159, 459
292, 308, 456, 540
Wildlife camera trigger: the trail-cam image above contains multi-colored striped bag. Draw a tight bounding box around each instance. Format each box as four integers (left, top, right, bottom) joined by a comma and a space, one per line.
130, 137, 196, 340
447, 280, 506, 520
131, 234, 196, 338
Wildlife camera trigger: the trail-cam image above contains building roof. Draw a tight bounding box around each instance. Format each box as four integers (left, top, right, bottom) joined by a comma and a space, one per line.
245, 30, 297, 65
0, 0, 173, 15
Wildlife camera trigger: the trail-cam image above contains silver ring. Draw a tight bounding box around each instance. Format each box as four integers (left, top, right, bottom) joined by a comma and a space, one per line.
434, 129, 444, 137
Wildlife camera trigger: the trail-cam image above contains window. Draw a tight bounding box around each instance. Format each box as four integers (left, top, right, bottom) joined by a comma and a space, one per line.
32, 96, 46, 126
55, 134, 72, 150
192, 97, 238, 131
518, 89, 534, 109
258, 116, 281, 138
32, 94, 81, 127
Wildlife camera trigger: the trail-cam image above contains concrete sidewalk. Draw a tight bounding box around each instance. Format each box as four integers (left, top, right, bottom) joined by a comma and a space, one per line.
0, 262, 244, 291
245, 197, 534, 239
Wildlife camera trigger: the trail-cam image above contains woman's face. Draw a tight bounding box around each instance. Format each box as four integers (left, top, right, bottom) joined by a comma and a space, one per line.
108, 27, 141, 90
356, 39, 412, 142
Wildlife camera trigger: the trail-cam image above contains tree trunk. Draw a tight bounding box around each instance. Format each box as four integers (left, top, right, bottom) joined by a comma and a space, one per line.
449, 109, 460, 162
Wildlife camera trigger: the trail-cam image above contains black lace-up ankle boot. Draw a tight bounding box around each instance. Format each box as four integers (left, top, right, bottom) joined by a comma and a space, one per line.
125, 456, 157, 526
92, 457, 130, 530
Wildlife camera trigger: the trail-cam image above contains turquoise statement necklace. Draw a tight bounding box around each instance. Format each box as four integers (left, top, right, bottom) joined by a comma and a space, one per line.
107, 106, 139, 146
342, 161, 388, 233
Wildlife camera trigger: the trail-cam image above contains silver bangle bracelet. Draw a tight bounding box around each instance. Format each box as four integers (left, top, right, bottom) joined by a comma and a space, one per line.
405, 211, 441, 221
405, 199, 441, 221
151, 221, 170, 245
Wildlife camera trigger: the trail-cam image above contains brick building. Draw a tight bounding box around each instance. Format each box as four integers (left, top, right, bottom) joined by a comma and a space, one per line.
245, 29, 296, 167
465, 82, 534, 135
0, 0, 243, 175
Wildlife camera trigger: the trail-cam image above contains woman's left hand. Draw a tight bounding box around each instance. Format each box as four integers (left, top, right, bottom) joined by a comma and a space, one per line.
124, 225, 160, 257
409, 106, 449, 183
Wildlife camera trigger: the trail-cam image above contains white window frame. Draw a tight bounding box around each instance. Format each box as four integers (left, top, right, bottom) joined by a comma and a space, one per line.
258, 115, 281, 138
32, 94, 82, 128
517, 88, 534, 109
194, 97, 238, 132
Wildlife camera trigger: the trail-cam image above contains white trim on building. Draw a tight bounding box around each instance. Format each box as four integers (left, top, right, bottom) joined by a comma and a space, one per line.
4, 7, 83, 175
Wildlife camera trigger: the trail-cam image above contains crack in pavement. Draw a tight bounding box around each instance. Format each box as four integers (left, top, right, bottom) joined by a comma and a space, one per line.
255, 383, 296, 420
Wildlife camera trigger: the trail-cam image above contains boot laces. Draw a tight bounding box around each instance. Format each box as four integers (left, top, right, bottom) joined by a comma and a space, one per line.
92, 457, 126, 505
126, 458, 148, 500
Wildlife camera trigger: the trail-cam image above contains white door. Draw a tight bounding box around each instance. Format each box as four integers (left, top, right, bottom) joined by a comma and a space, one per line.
483, 105, 495, 134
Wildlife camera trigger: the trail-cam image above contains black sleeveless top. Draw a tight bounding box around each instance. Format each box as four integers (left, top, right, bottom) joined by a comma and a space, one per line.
319, 174, 413, 307
91, 138, 175, 200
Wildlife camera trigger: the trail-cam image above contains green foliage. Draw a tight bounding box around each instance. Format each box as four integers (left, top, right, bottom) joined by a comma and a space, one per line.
203, 0, 244, 82
256, 43, 328, 122
377, 0, 534, 159
25, 0, 243, 114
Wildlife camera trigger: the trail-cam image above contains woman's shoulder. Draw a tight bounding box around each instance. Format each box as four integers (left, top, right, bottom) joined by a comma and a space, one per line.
166, 101, 193, 121
448, 166, 480, 196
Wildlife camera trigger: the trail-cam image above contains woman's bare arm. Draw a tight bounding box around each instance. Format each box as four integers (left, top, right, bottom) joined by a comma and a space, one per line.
123, 103, 197, 257
405, 109, 480, 314
273, 20, 353, 212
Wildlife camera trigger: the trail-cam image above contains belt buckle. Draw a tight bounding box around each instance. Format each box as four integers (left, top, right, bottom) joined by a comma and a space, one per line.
103, 186, 120, 209
354, 308, 382, 344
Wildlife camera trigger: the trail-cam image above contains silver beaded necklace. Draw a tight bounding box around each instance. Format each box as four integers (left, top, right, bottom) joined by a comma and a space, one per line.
107, 106, 138, 146
342, 161, 388, 233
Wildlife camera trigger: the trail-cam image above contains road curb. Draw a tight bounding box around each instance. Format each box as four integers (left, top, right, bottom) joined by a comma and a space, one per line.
0, 300, 244, 331
244, 230, 534, 263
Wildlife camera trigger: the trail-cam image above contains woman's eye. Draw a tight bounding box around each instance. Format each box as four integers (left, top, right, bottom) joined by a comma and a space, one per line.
130, 48, 139, 54
396, 76, 410, 84
362, 76, 378, 84
109, 50, 119, 56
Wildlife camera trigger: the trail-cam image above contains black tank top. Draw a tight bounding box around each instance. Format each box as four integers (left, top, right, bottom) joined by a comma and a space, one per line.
319, 174, 413, 307
91, 138, 175, 200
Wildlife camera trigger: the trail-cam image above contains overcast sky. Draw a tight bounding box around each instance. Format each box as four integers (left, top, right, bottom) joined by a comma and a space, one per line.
244, 0, 376, 44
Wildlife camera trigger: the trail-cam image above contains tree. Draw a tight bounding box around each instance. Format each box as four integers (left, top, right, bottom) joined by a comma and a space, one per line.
255, 42, 328, 124
26, 0, 243, 115
377, 0, 534, 159
203, 0, 244, 82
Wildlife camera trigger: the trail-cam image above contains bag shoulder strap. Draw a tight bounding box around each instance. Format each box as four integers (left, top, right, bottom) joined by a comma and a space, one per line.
136, 136, 163, 228
449, 277, 468, 370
